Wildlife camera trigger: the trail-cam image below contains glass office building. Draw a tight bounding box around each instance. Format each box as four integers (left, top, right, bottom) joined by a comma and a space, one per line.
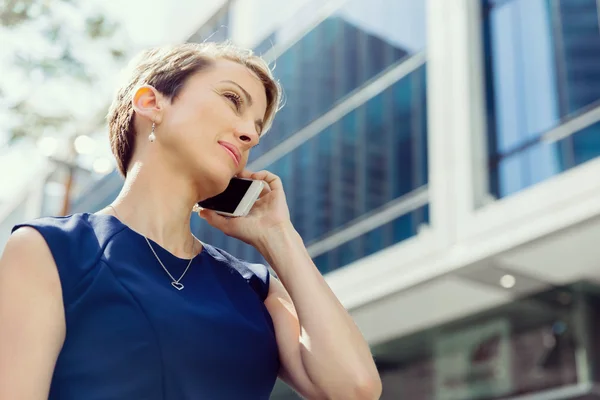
2, 0, 600, 398
484, 0, 600, 197
190, 0, 429, 275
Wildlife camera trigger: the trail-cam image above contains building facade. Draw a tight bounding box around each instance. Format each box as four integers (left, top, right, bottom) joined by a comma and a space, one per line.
2, 0, 600, 398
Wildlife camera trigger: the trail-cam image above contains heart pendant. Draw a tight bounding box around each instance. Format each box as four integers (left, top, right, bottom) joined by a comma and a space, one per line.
171, 281, 184, 290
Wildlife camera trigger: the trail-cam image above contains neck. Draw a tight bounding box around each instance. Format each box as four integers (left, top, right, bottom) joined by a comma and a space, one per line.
107, 160, 200, 259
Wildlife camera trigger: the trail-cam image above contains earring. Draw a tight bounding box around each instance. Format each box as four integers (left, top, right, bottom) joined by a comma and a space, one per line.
149, 122, 156, 143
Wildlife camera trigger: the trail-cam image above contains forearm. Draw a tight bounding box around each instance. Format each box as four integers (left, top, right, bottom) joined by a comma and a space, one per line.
256, 223, 381, 399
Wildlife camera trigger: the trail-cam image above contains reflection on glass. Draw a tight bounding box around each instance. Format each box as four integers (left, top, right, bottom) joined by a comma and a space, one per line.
249, 0, 426, 162
573, 121, 600, 165
484, 0, 600, 197
289, 66, 427, 247
313, 205, 429, 275
189, 0, 428, 273
192, 65, 428, 273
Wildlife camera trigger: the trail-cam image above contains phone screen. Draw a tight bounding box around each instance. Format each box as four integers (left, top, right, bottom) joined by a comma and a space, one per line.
197, 178, 253, 214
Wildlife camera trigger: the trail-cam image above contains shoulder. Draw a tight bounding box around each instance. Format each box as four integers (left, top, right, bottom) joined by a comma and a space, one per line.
11, 213, 125, 258
3, 225, 55, 266
0, 227, 66, 398
203, 243, 271, 301
1, 225, 64, 326
11, 213, 95, 245
12, 212, 120, 240
9, 213, 126, 302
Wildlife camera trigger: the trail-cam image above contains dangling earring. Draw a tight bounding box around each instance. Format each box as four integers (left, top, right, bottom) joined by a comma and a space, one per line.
149, 122, 156, 143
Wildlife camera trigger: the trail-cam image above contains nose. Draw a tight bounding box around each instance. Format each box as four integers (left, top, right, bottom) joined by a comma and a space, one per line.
234, 121, 260, 147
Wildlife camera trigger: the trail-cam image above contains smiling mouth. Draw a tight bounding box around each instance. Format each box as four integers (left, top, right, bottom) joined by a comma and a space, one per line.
219, 144, 240, 166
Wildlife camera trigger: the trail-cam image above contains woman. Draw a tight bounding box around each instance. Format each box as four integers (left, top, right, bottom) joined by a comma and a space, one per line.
0, 42, 381, 399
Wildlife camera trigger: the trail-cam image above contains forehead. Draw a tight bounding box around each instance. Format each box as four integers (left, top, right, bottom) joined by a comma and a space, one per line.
187, 59, 267, 105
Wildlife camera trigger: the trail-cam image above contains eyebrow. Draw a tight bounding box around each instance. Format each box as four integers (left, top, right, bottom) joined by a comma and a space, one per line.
220, 80, 264, 135
221, 80, 253, 106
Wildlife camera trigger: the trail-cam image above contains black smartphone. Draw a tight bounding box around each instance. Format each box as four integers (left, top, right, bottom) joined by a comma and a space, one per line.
195, 178, 264, 217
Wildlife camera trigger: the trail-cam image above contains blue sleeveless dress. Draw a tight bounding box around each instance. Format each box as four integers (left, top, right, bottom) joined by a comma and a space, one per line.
12, 213, 280, 400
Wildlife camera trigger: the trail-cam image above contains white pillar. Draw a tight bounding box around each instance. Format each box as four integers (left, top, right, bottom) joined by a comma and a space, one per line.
426, 0, 491, 244
425, 0, 458, 246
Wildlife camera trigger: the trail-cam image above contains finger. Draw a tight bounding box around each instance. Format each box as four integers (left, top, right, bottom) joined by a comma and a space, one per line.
236, 170, 254, 179
259, 181, 272, 198
251, 170, 284, 192
199, 209, 232, 233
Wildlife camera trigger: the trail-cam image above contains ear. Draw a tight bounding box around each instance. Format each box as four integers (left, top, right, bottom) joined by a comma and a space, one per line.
132, 85, 164, 124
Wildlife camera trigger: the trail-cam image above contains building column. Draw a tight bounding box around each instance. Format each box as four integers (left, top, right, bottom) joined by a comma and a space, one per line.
426, 0, 492, 244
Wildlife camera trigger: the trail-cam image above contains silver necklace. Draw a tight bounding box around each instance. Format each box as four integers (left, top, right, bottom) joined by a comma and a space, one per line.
144, 237, 194, 291
108, 205, 197, 291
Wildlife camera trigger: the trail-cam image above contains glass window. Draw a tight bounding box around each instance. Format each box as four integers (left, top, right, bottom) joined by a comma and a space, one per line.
312, 205, 429, 274
484, 0, 600, 197
335, 238, 363, 270
313, 253, 332, 275
291, 142, 313, 241
335, 111, 361, 228
573, 120, 600, 165
191, 1, 428, 272
392, 71, 425, 199
314, 127, 334, 239
364, 92, 390, 212
248, 0, 426, 163
364, 225, 386, 257
193, 65, 428, 271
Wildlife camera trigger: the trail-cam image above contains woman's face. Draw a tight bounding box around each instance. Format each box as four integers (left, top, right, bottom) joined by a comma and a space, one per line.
155, 59, 269, 197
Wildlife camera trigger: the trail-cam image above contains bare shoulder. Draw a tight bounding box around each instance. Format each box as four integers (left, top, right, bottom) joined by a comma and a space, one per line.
0, 225, 65, 335
4, 225, 53, 260
0, 227, 65, 398
1, 226, 61, 285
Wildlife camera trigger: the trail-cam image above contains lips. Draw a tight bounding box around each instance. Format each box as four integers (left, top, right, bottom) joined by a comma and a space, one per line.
218, 141, 241, 166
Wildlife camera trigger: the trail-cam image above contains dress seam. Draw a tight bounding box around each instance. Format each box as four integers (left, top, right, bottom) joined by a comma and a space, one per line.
99, 258, 167, 400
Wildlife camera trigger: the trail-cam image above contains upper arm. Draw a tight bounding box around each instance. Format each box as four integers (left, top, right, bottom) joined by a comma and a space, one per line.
264, 275, 325, 400
0, 227, 66, 400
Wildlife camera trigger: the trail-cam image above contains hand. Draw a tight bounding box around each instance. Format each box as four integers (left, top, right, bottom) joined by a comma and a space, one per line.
198, 170, 293, 248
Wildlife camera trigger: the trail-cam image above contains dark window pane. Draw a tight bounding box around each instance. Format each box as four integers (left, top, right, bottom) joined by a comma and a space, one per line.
250, 0, 425, 157
313, 253, 331, 275
314, 128, 334, 238
192, 1, 428, 271
291, 143, 313, 240
336, 237, 364, 267
573, 120, 600, 165
336, 111, 361, 228
392, 211, 415, 244
364, 92, 390, 211
312, 205, 428, 272
365, 226, 386, 257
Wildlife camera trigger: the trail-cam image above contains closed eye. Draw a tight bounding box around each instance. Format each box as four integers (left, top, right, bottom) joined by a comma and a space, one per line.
223, 92, 242, 111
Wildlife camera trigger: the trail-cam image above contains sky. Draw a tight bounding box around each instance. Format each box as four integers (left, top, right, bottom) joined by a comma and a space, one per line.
102, 0, 225, 47
0, 0, 225, 204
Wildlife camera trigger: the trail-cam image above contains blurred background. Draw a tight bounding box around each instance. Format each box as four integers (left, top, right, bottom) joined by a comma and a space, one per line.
1, 0, 600, 398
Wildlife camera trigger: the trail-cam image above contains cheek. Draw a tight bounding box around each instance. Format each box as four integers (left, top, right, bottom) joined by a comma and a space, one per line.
165, 105, 208, 140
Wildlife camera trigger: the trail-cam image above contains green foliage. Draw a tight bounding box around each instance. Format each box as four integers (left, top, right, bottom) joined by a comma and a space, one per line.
0, 0, 129, 144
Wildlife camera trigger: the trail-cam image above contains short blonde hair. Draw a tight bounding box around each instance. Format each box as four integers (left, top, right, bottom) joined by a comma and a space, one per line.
107, 42, 282, 176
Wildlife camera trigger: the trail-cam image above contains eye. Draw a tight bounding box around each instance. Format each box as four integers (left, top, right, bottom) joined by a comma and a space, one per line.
223, 92, 242, 111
